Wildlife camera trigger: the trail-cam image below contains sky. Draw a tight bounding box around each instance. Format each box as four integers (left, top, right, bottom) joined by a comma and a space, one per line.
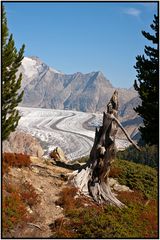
3, 1, 158, 88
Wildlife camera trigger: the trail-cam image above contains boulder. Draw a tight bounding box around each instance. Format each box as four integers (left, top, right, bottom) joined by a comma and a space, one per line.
109, 178, 133, 192
50, 147, 68, 162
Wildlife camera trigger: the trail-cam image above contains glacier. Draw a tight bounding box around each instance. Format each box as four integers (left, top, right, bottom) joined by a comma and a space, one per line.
17, 107, 130, 160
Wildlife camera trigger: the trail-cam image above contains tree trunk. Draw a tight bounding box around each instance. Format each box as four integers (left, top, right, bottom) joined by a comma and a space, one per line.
73, 91, 140, 208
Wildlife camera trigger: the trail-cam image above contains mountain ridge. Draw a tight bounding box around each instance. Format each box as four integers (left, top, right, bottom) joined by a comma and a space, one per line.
19, 56, 139, 114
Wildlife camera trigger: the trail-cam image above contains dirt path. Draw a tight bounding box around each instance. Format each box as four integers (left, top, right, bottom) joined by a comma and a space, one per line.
7, 157, 72, 238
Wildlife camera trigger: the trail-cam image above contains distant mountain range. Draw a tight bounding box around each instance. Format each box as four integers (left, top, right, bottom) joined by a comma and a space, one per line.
19, 56, 139, 114
18, 56, 143, 140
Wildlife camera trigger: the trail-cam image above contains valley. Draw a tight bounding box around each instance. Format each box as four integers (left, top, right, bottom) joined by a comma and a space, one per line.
17, 107, 130, 160
15, 57, 141, 160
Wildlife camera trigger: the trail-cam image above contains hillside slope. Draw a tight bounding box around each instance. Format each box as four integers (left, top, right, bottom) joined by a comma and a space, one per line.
2, 154, 158, 238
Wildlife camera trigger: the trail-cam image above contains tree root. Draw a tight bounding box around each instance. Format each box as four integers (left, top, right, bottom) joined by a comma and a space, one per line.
73, 167, 124, 208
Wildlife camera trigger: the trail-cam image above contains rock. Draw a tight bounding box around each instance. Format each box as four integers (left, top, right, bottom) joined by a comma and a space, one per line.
36, 187, 43, 193
31, 167, 40, 174
2, 131, 44, 157
50, 147, 68, 162
26, 206, 33, 214
109, 177, 133, 192
108, 178, 117, 187
113, 184, 133, 192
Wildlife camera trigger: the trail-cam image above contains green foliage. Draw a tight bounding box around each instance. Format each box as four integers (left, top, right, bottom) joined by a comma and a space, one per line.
50, 158, 158, 238
111, 159, 157, 199
76, 155, 158, 199
51, 185, 158, 238
117, 144, 158, 168
2, 5, 25, 141
134, 15, 158, 145
70, 204, 157, 238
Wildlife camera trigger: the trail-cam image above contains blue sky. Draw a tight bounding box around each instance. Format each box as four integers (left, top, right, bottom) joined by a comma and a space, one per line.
3, 2, 158, 88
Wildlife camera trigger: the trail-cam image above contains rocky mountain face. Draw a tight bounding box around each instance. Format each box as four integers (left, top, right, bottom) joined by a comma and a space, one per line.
19, 57, 139, 115
17, 56, 143, 143
118, 96, 143, 141
119, 96, 141, 119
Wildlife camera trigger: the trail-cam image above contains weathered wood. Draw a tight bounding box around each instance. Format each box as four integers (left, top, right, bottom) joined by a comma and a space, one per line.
111, 115, 141, 151
73, 90, 140, 208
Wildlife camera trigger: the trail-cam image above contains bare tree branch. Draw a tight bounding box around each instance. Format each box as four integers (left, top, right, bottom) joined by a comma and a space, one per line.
112, 115, 141, 151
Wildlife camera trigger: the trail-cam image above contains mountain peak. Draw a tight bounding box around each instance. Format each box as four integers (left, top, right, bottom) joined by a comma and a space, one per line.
20, 56, 138, 113
29, 56, 41, 61
28, 56, 43, 64
93, 71, 113, 88
24, 56, 63, 75
96, 70, 103, 75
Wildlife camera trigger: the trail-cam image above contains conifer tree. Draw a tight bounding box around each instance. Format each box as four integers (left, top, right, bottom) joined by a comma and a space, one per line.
134, 15, 158, 146
2, 5, 25, 141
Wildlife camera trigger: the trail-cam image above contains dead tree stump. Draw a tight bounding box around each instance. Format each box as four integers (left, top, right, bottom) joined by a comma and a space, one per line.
73, 90, 140, 208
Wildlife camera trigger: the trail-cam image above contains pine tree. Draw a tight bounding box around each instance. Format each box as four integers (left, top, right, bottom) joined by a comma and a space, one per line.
2, 5, 25, 141
134, 14, 159, 146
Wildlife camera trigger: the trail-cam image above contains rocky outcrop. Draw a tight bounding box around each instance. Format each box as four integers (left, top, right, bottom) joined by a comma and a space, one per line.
50, 147, 68, 162
2, 131, 44, 157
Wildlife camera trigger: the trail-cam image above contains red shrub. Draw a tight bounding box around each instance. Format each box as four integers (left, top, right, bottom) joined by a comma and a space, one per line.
118, 190, 145, 205
20, 181, 40, 207
2, 153, 31, 175
2, 190, 29, 237
56, 186, 78, 210
141, 200, 158, 238
2, 161, 10, 176
109, 166, 122, 178
2, 179, 40, 237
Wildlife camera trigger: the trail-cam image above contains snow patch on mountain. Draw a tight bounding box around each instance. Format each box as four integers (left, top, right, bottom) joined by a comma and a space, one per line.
22, 57, 37, 77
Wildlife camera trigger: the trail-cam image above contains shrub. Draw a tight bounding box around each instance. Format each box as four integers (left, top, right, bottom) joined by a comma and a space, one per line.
118, 190, 145, 205
20, 181, 40, 207
2, 179, 40, 237
51, 195, 158, 238
74, 156, 158, 199
55, 186, 79, 210
2, 160, 10, 176
2, 152, 31, 175
51, 159, 158, 239
111, 159, 158, 199
117, 145, 158, 168
2, 186, 29, 237
109, 166, 122, 178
